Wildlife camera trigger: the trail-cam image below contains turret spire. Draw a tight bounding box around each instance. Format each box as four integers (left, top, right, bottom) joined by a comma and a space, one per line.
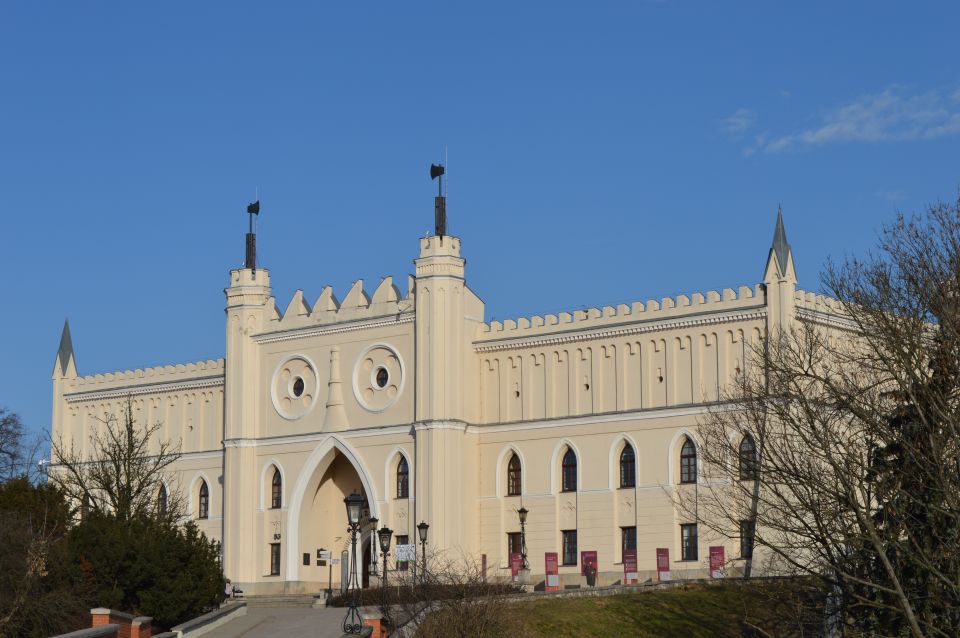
770, 205, 792, 277
53, 318, 75, 376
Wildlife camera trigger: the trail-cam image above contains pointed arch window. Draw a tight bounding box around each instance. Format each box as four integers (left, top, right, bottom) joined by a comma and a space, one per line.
619, 443, 636, 488
739, 435, 759, 481
561, 447, 578, 492
158, 484, 168, 515
680, 437, 697, 484
198, 480, 209, 519
271, 467, 282, 509
507, 453, 522, 496
396, 456, 409, 499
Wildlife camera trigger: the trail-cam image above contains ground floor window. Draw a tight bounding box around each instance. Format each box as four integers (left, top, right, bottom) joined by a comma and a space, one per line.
740, 519, 755, 559
507, 532, 522, 558
621, 526, 637, 557
396, 535, 410, 571
270, 543, 281, 576
562, 530, 577, 566
680, 523, 698, 561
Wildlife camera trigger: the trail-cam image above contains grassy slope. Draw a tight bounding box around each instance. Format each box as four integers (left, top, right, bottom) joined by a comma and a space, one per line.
513, 583, 783, 638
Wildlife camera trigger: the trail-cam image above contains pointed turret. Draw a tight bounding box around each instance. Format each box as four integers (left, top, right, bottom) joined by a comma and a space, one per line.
764, 206, 796, 280
52, 319, 77, 378
763, 206, 798, 330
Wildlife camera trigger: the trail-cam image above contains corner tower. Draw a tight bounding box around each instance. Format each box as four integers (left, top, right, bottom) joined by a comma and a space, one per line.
222, 200, 272, 586
413, 165, 484, 552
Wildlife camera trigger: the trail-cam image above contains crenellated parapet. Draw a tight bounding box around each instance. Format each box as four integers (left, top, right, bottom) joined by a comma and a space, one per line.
794, 288, 857, 330
64, 359, 225, 401
263, 275, 415, 332
476, 284, 765, 351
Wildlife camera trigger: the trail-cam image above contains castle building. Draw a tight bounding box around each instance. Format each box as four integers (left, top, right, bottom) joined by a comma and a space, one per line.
51, 194, 836, 594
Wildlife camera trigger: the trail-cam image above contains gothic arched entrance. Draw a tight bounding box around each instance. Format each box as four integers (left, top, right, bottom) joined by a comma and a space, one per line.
285, 437, 380, 591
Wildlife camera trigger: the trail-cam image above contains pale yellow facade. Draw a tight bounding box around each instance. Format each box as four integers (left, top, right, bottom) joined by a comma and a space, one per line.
51, 209, 844, 594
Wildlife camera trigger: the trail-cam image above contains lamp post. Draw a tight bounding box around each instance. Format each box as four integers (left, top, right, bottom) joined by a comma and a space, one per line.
342, 492, 365, 635
417, 521, 429, 583
369, 517, 379, 577
377, 526, 393, 589
517, 506, 529, 570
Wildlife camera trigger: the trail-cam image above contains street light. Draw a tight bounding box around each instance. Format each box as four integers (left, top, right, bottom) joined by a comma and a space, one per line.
377, 526, 394, 589
369, 517, 379, 577
342, 492, 365, 635
417, 521, 429, 583
517, 506, 529, 570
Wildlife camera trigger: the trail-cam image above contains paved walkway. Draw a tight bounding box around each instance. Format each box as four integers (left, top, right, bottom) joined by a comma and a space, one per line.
202, 606, 349, 638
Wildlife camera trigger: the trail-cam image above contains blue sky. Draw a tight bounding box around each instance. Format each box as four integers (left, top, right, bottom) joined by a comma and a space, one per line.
2, 2, 958, 444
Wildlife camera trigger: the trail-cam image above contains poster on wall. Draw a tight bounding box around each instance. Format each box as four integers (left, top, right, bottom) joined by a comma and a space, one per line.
510, 553, 522, 582
709, 546, 726, 579
623, 549, 638, 584
544, 552, 560, 591
656, 548, 670, 582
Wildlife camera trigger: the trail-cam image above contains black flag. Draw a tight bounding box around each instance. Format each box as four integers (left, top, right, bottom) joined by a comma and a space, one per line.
247, 200, 260, 215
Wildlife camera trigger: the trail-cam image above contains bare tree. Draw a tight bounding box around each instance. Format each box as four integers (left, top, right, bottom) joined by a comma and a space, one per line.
50, 397, 184, 522
682, 198, 960, 638
368, 551, 521, 638
0, 409, 26, 482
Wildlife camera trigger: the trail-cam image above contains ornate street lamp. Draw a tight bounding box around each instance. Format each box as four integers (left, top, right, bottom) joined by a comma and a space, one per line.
342, 492, 365, 634
517, 506, 529, 570
377, 526, 394, 589
417, 521, 429, 583
369, 517, 379, 577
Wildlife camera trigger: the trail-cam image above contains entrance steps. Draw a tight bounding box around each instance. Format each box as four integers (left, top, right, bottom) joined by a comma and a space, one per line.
242, 594, 320, 608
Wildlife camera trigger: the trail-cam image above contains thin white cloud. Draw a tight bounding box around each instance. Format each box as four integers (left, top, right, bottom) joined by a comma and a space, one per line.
757, 86, 960, 154
877, 189, 906, 203
720, 108, 756, 135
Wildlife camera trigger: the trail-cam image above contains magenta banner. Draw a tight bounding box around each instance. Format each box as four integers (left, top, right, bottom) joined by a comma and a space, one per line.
510, 553, 522, 582
623, 549, 638, 584
709, 546, 725, 578
544, 552, 559, 590
656, 547, 670, 581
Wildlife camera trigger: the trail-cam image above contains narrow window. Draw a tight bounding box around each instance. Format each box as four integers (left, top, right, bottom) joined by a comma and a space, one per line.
270, 543, 281, 576
507, 532, 522, 557
157, 484, 168, 515
507, 453, 522, 496
396, 456, 409, 499
561, 447, 578, 492
681, 523, 698, 561
396, 535, 410, 571
619, 443, 636, 488
739, 435, 759, 481
621, 526, 637, 556
198, 480, 209, 520
271, 467, 282, 509
680, 437, 697, 484
562, 530, 578, 566
740, 519, 756, 559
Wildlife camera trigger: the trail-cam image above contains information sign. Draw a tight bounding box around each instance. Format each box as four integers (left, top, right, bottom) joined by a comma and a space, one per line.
656, 548, 670, 582
709, 546, 726, 579
510, 553, 522, 582
544, 552, 560, 591
623, 549, 638, 584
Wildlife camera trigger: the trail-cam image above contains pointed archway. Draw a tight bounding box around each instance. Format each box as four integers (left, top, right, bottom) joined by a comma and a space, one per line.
286, 436, 380, 587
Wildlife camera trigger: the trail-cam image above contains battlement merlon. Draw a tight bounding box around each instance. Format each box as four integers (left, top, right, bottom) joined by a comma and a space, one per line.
61, 358, 226, 399
475, 284, 767, 344
415, 235, 465, 279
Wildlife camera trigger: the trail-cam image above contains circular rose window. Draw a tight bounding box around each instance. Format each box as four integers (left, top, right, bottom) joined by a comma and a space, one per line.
271, 355, 319, 420
353, 344, 404, 412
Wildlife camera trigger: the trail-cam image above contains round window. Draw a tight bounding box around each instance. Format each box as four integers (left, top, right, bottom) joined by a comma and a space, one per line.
292, 377, 305, 397
375, 367, 389, 389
